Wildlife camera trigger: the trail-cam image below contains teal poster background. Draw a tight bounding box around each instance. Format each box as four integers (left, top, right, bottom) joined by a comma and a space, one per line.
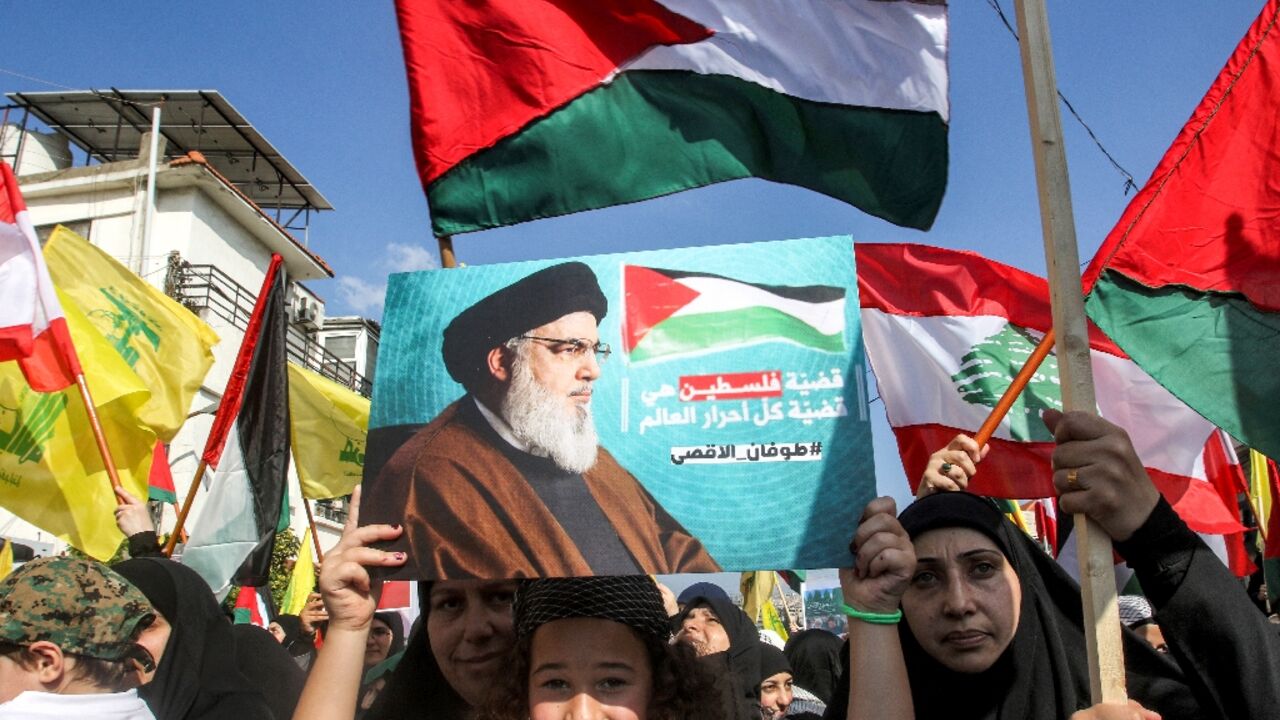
369, 235, 875, 569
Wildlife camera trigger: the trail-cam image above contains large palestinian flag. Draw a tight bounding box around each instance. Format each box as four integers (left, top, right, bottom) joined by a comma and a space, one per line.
182, 256, 290, 596
1083, 0, 1280, 461
399, 0, 949, 236
858, 243, 1241, 535
622, 265, 845, 363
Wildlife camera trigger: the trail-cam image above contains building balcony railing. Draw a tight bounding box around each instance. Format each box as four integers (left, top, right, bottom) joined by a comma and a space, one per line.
166, 257, 373, 397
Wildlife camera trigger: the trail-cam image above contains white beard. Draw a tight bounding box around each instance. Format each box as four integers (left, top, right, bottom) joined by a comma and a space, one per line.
500, 350, 599, 474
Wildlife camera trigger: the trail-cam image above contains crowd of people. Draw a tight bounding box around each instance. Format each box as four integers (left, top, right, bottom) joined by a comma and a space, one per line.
0, 411, 1275, 719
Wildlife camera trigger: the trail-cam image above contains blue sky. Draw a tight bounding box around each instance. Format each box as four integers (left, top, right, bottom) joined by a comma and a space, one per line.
5, 1, 1266, 504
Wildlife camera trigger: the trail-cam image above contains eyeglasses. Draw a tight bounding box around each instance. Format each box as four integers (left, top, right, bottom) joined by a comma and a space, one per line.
517, 335, 612, 362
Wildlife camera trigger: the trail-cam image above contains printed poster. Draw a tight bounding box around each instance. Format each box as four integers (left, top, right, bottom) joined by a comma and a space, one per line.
360, 236, 875, 579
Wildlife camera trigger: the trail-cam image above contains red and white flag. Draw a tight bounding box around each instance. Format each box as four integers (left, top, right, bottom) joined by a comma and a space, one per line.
0, 161, 79, 391
857, 242, 1243, 535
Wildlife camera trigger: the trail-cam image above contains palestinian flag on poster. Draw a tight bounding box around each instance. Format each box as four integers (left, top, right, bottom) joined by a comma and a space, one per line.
1082, 0, 1280, 461
857, 243, 1242, 535
399, 0, 949, 237
182, 256, 290, 597
622, 265, 845, 363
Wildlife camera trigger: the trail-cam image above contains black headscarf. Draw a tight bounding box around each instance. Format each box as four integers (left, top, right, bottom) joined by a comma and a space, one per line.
363, 583, 471, 720
823, 493, 1205, 720
230, 623, 305, 720
783, 630, 842, 704
112, 558, 273, 720
758, 643, 791, 684
372, 611, 406, 659
677, 594, 762, 720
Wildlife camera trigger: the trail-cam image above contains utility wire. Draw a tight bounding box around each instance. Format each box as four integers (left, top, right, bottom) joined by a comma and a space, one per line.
1, 67, 165, 110
986, 0, 1138, 195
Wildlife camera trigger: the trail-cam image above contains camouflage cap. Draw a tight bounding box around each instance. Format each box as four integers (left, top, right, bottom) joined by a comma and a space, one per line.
0, 555, 156, 664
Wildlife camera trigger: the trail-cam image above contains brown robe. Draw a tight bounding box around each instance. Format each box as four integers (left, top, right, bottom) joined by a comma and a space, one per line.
365, 399, 721, 579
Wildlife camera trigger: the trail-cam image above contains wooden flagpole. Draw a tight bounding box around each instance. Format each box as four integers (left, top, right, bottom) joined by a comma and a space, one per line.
771, 573, 796, 633
302, 497, 324, 563
164, 460, 206, 556
1014, 0, 1126, 704
438, 235, 458, 269
75, 375, 125, 496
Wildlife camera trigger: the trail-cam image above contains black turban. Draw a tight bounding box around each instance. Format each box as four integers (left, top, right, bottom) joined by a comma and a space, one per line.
442, 261, 608, 392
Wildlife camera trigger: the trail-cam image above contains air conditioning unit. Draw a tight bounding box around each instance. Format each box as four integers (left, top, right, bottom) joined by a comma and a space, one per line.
291, 297, 322, 330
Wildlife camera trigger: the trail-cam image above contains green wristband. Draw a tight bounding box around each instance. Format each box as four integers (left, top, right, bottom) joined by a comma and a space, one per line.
840, 602, 902, 624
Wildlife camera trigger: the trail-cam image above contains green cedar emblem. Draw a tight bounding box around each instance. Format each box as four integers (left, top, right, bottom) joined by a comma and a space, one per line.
0, 390, 68, 464
950, 323, 1062, 442
91, 287, 161, 368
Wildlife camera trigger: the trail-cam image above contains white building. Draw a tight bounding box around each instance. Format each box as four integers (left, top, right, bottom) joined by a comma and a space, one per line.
2, 90, 373, 559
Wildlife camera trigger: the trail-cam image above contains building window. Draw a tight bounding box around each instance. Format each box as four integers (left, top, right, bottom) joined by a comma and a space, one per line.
35, 220, 91, 245
324, 334, 357, 363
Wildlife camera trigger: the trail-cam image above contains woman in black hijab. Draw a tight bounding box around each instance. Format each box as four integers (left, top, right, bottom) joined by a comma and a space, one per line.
782, 629, 840, 709
112, 557, 274, 720
229, 623, 306, 720
830, 412, 1280, 719
675, 594, 762, 720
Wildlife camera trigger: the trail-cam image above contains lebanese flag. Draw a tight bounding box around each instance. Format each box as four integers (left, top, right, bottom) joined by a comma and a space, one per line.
182, 256, 290, 596
0, 161, 80, 391
622, 265, 845, 363
232, 585, 273, 628
1083, 0, 1280, 462
400, 0, 949, 236
1203, 430, 1256, 577
858, 243, 1243, 535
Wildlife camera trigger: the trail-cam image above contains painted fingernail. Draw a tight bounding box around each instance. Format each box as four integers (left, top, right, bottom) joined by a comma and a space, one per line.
391, 523, 401, 530
394, 552, 405, 561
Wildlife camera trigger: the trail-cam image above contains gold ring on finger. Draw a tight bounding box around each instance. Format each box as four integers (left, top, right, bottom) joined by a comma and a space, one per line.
1066, 468, 1082, 492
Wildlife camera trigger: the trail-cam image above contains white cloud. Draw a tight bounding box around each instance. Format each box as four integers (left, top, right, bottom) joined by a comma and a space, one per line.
386, 242, 438, 272
336, 275, 387, 315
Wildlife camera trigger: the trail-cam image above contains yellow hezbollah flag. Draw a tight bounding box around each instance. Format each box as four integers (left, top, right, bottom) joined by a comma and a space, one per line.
0, 540, 12, 579
43, 226, 219, 442
0, 290, 154, 560
282, 527, 316, 615
287, 363, 369, 499
740, 571, 789, 642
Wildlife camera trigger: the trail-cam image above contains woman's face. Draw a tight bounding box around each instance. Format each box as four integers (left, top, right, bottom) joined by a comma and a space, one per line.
901, 527, 1021, 674
133, 612, 171, 685
759, 671, 793, 718
365, 617, 394, 669
528, 618, 652, 720
676, 605, 730, 656
427, 580, 518, 707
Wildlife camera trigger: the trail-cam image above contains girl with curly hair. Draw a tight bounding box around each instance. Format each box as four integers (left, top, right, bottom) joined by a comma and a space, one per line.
480, 576, 730, 720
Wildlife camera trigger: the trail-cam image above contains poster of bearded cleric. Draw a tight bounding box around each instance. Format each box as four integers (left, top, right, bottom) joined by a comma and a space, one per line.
360, 235, 875, 580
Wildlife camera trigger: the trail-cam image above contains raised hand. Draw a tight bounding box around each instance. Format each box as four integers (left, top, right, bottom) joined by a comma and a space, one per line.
316, 486, 407, 632
917, 434, 989, 498
840, 497, 915, 614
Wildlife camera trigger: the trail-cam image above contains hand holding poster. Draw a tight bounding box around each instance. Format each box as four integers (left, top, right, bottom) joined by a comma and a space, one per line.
360, 236, 872, 579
